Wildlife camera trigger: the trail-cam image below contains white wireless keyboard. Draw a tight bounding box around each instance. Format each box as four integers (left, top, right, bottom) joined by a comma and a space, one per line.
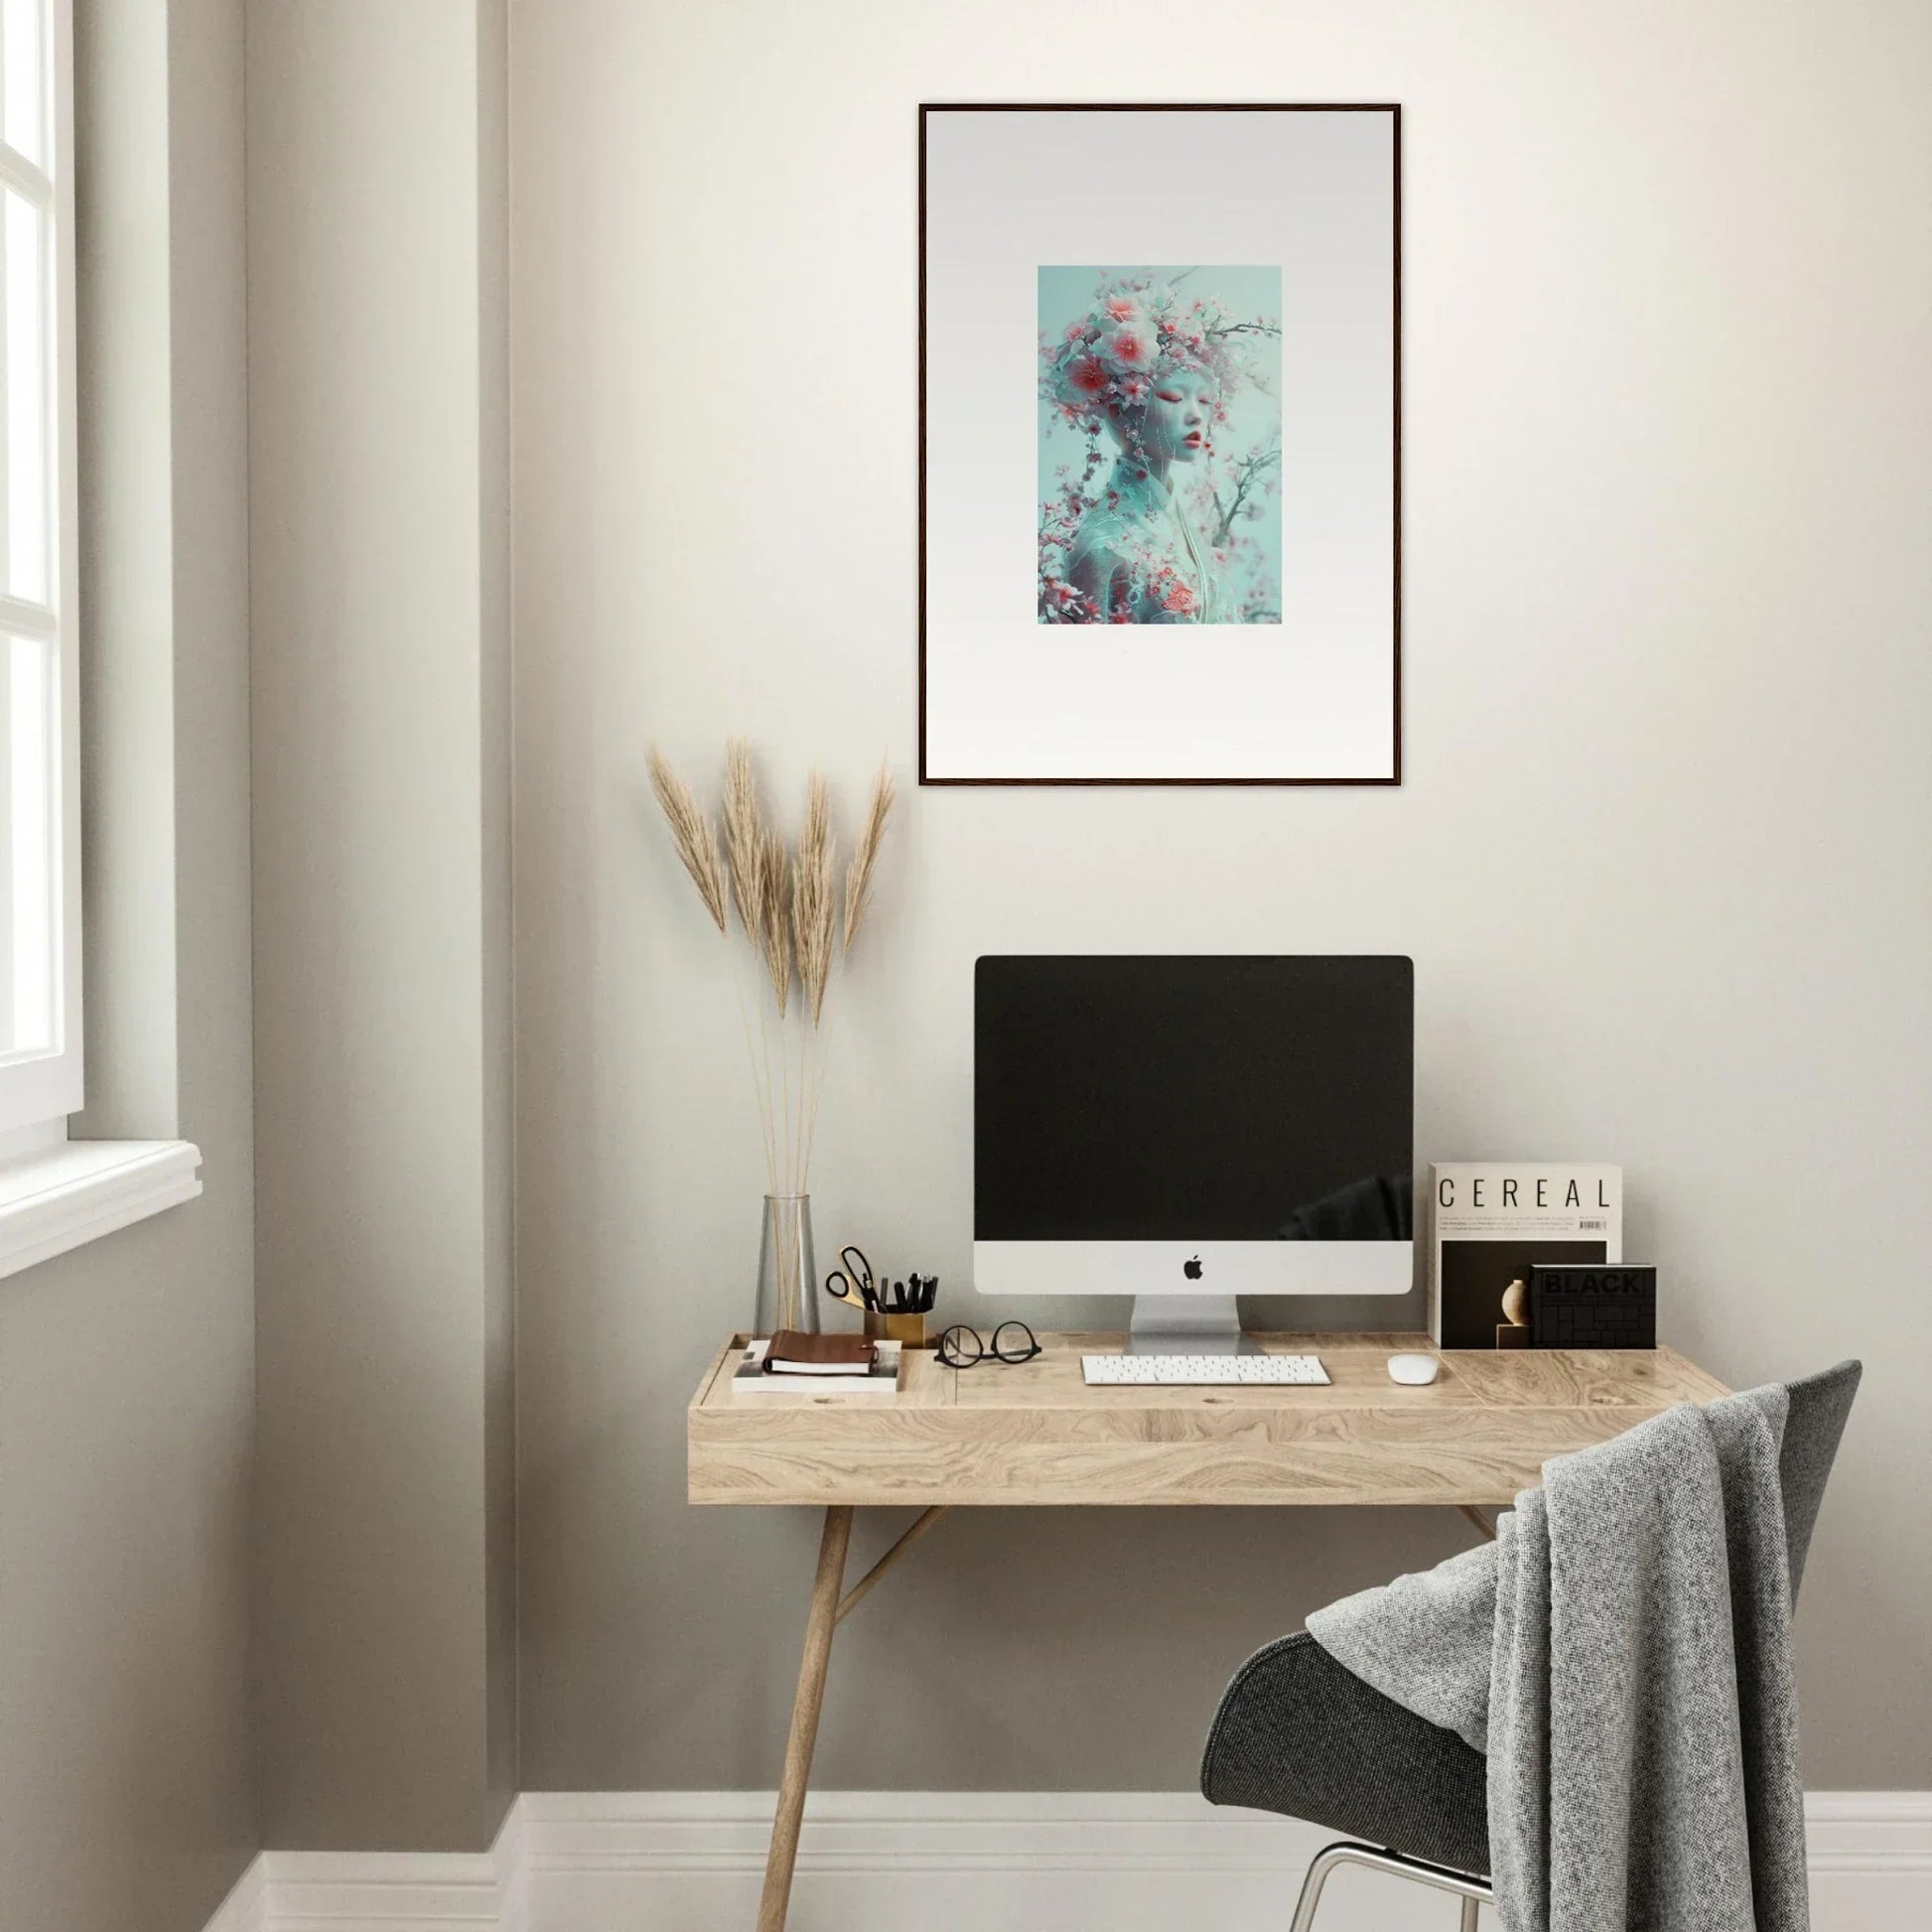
1081, 1352, 1329, 1387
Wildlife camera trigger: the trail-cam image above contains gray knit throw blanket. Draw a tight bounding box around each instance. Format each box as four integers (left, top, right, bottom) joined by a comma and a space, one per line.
1308, 1387, 1809, 1932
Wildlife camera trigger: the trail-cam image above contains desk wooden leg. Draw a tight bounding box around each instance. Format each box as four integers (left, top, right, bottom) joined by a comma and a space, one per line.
758, 1504, 853, 1932
1458, 1505, 1498, 1542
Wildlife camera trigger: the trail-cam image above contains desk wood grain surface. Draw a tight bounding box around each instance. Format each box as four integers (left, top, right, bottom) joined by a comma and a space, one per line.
687, 1333, 1728, 1508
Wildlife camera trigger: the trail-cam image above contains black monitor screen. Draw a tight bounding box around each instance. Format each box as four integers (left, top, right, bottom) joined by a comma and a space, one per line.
974, 956, 1414, 1241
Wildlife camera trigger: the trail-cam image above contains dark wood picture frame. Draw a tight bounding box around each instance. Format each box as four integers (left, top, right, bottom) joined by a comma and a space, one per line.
917, 102, 1402, 787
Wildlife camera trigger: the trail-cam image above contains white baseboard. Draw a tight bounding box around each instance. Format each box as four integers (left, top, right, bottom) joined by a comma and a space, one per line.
201, 1790, 1932, 1932
201, 1855, 266, 1932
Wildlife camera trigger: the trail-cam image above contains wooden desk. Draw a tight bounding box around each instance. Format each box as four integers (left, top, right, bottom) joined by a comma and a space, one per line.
688, 1331, 1726, 1930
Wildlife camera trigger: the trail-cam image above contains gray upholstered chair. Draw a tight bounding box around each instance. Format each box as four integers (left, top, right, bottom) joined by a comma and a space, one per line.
1200, 1361, 1861, 1929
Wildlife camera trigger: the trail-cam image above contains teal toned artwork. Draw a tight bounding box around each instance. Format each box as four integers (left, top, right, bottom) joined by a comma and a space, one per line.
1038, 267, 1283, 624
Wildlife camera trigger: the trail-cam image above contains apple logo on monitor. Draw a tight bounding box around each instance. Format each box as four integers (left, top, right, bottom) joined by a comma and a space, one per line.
1183, 1255, 1203, 1280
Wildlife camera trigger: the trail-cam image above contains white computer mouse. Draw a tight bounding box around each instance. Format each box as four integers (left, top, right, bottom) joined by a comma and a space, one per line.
1387, 1352, 1441, 1386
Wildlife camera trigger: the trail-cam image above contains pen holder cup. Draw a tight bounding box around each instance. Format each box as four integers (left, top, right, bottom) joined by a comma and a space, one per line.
867, 1310, 927, 1349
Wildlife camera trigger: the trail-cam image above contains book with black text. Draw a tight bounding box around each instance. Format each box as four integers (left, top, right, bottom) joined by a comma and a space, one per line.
1429, 1163, 1622, 1348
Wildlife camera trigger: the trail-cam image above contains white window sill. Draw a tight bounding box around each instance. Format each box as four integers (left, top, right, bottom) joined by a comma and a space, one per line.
0, 1139, 203, 1282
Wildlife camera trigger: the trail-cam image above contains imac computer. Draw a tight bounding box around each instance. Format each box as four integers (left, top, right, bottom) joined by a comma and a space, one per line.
973, 955, 1414, 1352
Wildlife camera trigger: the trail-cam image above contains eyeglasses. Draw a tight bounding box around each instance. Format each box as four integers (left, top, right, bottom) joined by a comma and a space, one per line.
936, 1320, 1041, 1368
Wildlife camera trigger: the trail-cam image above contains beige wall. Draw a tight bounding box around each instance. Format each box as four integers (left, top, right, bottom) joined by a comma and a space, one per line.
510, 0, 1932, 1794
0, 3, 258, 1929
249, 0, 516, 1853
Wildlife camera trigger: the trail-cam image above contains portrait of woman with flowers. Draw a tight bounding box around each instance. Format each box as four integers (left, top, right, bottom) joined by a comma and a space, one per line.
1038, 267, 1283, 625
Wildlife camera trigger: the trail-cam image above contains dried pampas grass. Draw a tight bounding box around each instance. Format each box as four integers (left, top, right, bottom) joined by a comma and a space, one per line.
759, 826, 793, 1019
722, 739, 765, 942
792, 773, 836, 1025
646, 750, 727, 934
645, 741, 896, 1194
843, 762, 895, 951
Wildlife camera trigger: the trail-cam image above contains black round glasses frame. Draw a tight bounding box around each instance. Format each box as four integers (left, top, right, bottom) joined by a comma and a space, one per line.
935, 1320, 1041, 1368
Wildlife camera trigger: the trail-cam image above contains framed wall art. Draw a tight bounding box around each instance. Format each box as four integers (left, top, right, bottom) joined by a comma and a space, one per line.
918, 104, 1400, 785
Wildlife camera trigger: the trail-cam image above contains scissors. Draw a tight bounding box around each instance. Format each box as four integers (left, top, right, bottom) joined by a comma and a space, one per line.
824, 1245, 878, 1313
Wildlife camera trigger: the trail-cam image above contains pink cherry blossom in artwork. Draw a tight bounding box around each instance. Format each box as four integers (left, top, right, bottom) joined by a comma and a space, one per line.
1162, 579, 1198, 617
1103, 292, 1142, 324
1068, 353, 1111, 396
1101, 326, 1156, 374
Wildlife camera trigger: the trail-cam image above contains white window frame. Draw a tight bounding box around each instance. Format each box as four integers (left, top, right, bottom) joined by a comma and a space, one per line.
0, 0, 201, 1279
0, 0, 79, 1139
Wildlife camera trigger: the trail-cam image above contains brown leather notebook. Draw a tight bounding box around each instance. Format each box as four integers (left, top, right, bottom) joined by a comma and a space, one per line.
764, 1330, 877, 1375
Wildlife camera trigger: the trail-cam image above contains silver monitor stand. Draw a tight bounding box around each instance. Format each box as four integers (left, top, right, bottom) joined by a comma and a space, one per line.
1124, 1294, 1258, 1356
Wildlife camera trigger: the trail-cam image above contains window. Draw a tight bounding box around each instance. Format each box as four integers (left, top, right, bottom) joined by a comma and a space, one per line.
0, 0, 75, 1140
0, 0, 200, 1273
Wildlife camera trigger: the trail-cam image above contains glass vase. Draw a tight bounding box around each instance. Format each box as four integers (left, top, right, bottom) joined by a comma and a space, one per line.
754, 1193, 818, 1338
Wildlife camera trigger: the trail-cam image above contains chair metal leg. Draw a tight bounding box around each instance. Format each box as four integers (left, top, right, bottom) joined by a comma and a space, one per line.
1288, 1841, 1492, 1932
1287, 1843, 1349, 1932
